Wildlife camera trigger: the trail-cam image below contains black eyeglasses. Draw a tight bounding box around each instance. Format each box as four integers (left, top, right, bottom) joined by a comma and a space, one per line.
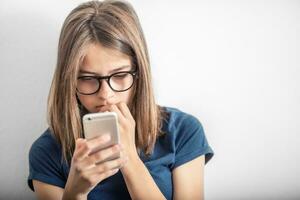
76, 70, 137, 95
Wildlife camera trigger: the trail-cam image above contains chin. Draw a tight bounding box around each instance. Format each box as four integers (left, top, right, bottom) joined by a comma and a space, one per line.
81, 105, 97, 113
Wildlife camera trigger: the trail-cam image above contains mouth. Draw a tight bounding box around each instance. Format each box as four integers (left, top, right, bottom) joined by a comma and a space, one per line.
96, 105, 104, 108
95, 105, 108, 112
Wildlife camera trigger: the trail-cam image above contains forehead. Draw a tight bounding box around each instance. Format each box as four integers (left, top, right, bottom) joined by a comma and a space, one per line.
80, 43, 131, 74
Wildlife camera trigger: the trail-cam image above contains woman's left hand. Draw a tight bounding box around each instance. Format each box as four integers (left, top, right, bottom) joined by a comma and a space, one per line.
98, 102, 138, 165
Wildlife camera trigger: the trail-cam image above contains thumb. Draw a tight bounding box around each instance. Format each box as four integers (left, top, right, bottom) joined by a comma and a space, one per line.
75, 138, 86, 149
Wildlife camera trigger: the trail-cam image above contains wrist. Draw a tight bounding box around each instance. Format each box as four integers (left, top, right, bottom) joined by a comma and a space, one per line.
121, 152, 142, 175
63, 186, 87, 200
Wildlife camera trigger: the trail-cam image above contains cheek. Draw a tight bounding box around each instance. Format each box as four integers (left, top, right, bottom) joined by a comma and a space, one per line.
119, 90, 133, 104
78, 95, 94, 109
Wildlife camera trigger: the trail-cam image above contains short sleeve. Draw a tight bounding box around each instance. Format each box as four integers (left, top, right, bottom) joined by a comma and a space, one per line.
172, 114, 214, 169
27, 131, 66, 191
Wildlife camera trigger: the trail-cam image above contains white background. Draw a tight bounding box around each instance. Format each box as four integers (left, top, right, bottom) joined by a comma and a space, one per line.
0, 0, 299, 199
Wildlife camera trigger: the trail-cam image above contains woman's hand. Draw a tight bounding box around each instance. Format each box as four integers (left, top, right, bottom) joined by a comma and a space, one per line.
97, 103, 167, 200
98, 102, 139, 165
63, 135, 128, 199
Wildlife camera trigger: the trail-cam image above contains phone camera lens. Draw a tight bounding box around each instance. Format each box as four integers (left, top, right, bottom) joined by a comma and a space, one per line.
88, 117, 91, 120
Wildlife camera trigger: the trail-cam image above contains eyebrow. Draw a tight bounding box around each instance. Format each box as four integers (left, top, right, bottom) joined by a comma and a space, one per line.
79, 65, 131, 75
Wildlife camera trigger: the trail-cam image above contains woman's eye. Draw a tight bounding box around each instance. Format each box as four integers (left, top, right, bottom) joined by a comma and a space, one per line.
113, 74, 128, 78
81, 77, 95, 81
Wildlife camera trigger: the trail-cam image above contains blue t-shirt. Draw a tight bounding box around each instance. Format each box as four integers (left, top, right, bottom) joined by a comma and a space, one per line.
28, 107, 214, 199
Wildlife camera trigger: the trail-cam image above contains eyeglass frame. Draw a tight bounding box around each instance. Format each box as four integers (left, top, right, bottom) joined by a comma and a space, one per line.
76, 69, 138, 95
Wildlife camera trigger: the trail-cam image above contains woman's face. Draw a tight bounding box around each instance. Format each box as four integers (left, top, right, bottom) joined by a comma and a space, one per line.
77, 42, 135, 113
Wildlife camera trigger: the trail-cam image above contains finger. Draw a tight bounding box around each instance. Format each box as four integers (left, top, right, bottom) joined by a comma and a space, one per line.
75, 138, 85, 151
86, 134, 111, 153
85, 155, 128, 176
109, 104, 126, 124
87, 168, 119, 184
74, 134, 111, 162
89, 144, 122, 165
73, 138, 90, 161
117, 102, 134, 121
77, 144, 121, 171
75, 142, 121, 171
99, 104, 126, 123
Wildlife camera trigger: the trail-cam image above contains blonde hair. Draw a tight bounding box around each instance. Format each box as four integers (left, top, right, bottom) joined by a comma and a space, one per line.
47, 0, 166, 165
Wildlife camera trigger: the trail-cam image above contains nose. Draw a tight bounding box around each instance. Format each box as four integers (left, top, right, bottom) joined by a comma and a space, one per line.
96, 79, 114, 100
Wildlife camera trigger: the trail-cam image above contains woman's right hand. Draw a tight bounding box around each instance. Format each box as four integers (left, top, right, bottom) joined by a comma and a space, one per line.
63, 134, 128, 199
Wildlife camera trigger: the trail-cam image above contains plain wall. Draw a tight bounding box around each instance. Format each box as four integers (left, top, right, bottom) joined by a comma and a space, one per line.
0, 0, 299, 199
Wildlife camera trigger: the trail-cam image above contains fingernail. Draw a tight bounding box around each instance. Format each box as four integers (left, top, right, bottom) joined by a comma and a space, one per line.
118, 144, 123, 150
101, 134, 111, 141
76, 138, 85, 145
114, 144, 120, 151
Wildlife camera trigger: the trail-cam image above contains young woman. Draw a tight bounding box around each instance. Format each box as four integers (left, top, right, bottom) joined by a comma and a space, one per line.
27, 0, 214, 199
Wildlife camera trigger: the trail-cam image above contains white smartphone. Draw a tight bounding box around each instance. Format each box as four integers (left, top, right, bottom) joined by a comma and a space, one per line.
82, 112, 120, 161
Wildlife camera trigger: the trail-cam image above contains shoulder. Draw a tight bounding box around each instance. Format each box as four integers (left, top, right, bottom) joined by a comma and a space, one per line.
29, 128, 62, 158
28, 129, 67, 191
160, 106, 214, 165
162, 106, 204, 134
29, 128, 64, 168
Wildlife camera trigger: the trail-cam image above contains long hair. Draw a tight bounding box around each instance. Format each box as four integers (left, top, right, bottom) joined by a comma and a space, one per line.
47, 0, 167, 165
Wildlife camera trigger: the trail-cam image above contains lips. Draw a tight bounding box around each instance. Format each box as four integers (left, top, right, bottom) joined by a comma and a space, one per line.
96, 105, 104, 111
96, 104, 109, 112
95, 101, 115, 112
